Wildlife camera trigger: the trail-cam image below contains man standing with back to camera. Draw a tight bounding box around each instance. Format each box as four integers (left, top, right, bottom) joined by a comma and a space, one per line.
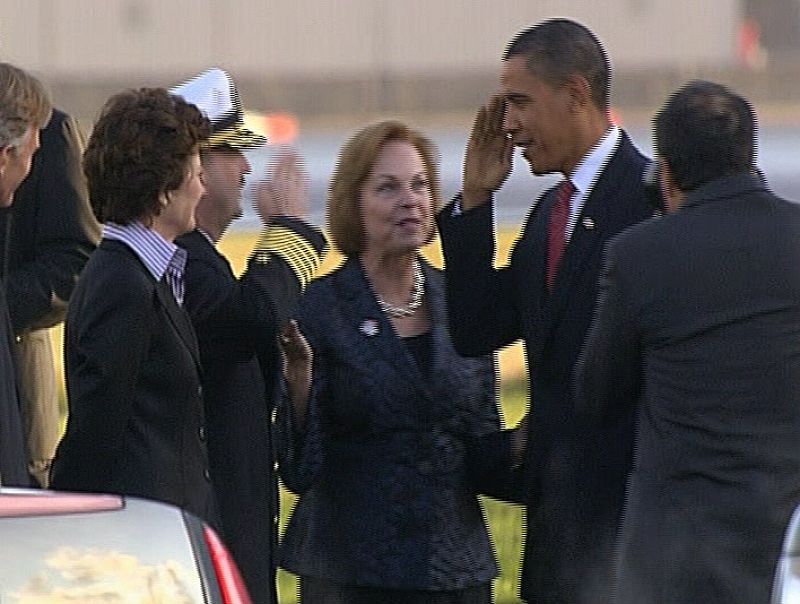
171, 68, 326, 604
437, 19, 660, 603
576, 80, 800, 604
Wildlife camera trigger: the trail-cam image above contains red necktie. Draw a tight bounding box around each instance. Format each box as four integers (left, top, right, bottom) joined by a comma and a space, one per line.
546, 179, 575, 289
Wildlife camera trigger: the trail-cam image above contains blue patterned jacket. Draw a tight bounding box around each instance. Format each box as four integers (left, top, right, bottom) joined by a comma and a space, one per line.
277, 257, 500, 590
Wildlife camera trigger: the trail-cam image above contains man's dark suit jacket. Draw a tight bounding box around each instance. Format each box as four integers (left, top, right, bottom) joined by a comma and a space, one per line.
0, 287, 26, 486
437, 132, 657, 603
576, 172, 800, 604
177, 219, 325, 604
51, 239, 215, 523
277, 258, 500, 591
0, 108, 99, 484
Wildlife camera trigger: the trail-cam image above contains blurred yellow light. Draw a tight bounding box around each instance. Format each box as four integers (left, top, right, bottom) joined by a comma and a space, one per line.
244, 111, 299, 145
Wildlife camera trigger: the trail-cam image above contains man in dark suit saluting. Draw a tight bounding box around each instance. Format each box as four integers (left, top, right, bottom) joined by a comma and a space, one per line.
576, 80, 800, 604
437, 19, 659, 603
171, 68, 326, 604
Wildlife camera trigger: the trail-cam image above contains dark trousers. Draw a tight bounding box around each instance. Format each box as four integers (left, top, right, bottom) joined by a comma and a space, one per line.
299, 576, 492, 604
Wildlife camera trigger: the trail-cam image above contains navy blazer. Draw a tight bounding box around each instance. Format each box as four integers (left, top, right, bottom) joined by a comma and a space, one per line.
277, 257, 500, 590
51, 239, 215, 523
438, 132, 660, 603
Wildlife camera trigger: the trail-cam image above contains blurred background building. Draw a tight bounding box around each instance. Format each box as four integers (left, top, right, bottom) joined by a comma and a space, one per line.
3, 0, 800, 123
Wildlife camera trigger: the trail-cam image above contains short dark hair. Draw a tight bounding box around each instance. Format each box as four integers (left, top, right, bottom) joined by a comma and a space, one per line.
84, 88, 211, 224
655, 80, 755, 191
504, 19, 610, 110
328, 120, 441, 257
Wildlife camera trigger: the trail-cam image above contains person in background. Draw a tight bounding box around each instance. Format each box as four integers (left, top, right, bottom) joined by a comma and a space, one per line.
278, 120, 500, 604
0, 62, 52, 486
436, 18, 661, 603
50, 88, 217, 523
575, 80, 800, 604
0, 107, 100, 487
171, 67, 326, 604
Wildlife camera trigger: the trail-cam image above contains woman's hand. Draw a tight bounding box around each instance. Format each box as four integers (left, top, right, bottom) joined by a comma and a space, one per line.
280, 319, 312, 431
510, 413, 529, 468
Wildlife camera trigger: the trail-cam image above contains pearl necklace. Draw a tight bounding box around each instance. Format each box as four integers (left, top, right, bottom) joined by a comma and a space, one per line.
377, 260, 425, 318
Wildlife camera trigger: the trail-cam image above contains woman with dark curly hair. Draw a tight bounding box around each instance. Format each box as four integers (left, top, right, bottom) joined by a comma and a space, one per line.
50, 88, 216, 522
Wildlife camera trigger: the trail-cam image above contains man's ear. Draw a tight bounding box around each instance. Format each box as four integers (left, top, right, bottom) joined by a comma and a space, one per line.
657, 158, 685, 213
0, 145, 11, 177
564, 74, 591, 111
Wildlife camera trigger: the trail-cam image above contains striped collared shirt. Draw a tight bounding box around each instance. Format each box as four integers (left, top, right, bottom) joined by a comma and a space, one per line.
103, 221, 188, 305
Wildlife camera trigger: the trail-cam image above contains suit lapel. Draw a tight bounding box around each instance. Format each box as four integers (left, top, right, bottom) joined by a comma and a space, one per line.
511, 186, 560, 351
105, 239, 202, 370
154, 278, 201, 369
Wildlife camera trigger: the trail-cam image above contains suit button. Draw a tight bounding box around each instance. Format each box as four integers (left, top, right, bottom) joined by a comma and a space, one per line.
203, 468, 211, 481
197, 385, 203, 398
198, 426, 206, 441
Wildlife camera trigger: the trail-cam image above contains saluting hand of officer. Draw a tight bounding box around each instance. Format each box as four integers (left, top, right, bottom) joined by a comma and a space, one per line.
255, 150, 309, 221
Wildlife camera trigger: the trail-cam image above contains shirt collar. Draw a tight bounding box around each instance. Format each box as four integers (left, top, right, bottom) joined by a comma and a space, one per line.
103, 221, 186, 282
569, 125, 621, 194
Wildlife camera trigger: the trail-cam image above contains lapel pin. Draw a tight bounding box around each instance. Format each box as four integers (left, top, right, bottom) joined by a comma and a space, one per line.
359, 319, 380, 337
581, 217, 595, 230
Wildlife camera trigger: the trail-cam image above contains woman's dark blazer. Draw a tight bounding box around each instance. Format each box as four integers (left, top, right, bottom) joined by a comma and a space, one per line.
277, 257, 499, 590
51, 239, 215, 522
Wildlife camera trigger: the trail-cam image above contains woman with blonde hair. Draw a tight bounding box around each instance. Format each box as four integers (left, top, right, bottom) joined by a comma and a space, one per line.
278, 120, 500, 603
